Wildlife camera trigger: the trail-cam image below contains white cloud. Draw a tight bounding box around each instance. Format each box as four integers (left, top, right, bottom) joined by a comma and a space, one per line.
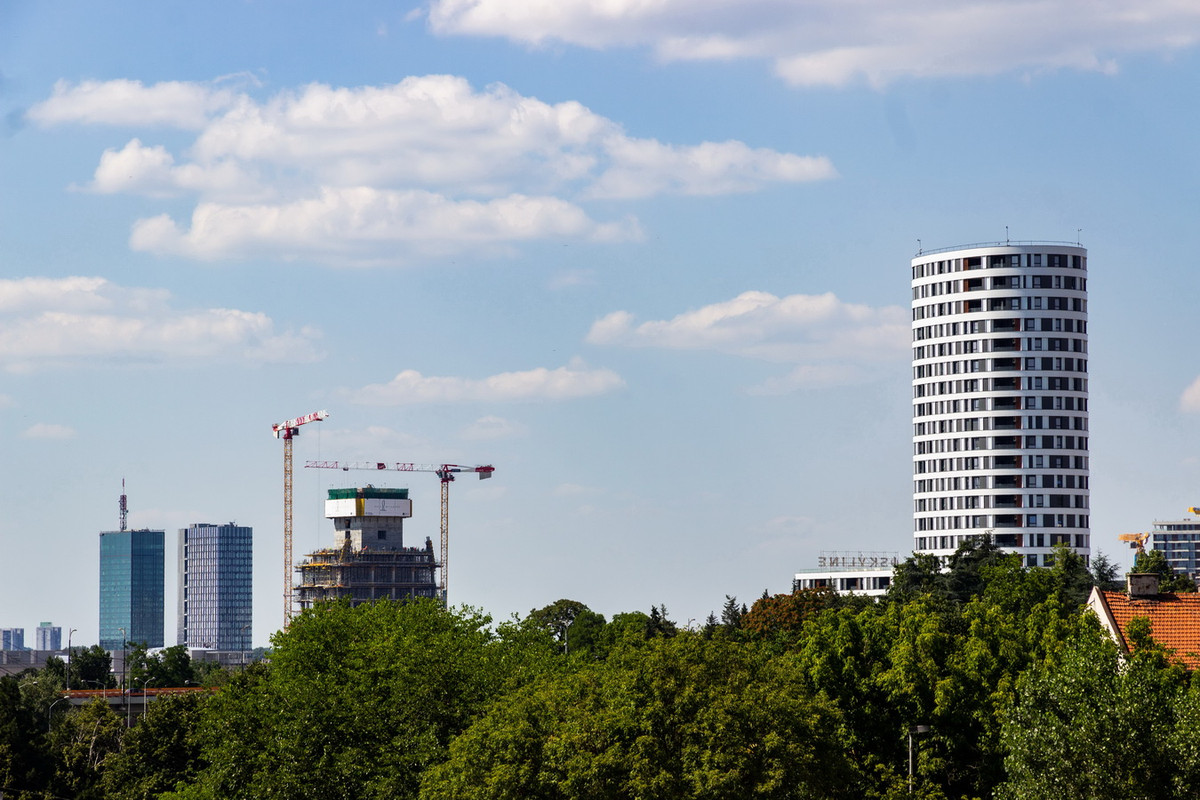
587, 290, 908, 362
23, 423, 76, 440
130, 188, 638, 265
589, 138, 834, 198
548, 268, 596, 290
460, 415, 527, 440
28, 79, 236, 129
0, 277, 321, 370
90, 139, 259, 199
32, 76, 832, 265
351, 358, 625, 405
746, 363, 869, 394
312, 426, 433, 460
1180, 376, 1200, 413
427, 0, 1200, 87
588, 290, 907, 393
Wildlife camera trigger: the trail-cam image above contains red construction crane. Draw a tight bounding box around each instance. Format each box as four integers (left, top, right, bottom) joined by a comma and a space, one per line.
304, 460, 494, 604
271, 410, 329, 625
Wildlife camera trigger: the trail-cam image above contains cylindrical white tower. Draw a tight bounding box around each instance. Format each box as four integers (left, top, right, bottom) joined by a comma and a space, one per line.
911, 242, 1089, 567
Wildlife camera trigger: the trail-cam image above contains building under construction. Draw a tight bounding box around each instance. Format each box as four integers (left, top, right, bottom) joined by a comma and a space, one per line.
295, 486, 439, 609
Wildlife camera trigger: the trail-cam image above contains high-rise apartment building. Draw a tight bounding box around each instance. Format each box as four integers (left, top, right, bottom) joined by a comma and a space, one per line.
177, 523, 253, 650
1150, 516, 1200, 580
911, 242, 1090, 567
0, 629, 24, 650
99, 529, 165, 650
35, 622, 61, 651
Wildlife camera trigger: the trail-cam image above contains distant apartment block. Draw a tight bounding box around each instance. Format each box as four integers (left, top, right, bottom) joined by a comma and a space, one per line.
99, 529, 165, 650
1150, 516, 1200, 580
35, 622, 61, 651
0, 629, 24, 651
177, 522, 253, 650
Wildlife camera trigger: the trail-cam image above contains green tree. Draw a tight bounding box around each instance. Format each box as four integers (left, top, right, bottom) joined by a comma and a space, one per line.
0, 676, 48, 798
168, 599, 522, 800
420, 633, 856, 800
888, 552, 943, 601
998, 626, 1188, 800
719, 595, 744, 630
47, 698, 125, 800
564, 609, 607, 659
1134, 548, 1196, 593
526, 599, 590, 648
71, 644, 115, 690
1091, 550, 1123, 591
102, 691, 207, 800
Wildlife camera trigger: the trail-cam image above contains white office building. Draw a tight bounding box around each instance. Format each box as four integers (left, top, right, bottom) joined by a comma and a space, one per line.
911, 242, 1090, 567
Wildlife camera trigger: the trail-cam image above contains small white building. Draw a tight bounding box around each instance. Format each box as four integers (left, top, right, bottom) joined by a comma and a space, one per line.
793, 552, 898, 597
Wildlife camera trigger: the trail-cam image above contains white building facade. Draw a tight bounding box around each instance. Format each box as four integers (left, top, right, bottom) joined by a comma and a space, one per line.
911, 242, 1090, 567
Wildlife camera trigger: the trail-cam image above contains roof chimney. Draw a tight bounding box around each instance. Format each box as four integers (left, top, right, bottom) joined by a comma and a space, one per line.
1127, 573, 1159, 598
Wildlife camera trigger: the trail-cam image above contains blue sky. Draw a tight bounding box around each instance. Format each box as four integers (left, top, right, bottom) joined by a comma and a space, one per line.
3, 0, 1200, 646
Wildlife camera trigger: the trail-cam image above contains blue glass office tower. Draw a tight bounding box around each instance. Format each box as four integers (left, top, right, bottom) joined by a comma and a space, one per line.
177, 523, 252, 650
99, 529, 165, 650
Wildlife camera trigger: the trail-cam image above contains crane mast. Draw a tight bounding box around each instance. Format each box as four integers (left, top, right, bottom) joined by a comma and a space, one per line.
271, 410, 329, 625
304, 460, 493, 604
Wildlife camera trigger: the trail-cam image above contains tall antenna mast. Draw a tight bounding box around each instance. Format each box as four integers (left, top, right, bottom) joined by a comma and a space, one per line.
119, 478, 128, 532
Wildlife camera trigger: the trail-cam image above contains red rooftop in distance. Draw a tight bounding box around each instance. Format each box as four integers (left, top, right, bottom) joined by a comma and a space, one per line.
1087, 575, 1200, 669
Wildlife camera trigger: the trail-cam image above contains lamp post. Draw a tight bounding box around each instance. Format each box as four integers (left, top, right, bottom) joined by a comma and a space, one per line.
66, 628, 77, 689
135, 676, 152, 722
47, 696, 69, 731
119, 627, 128, 727
241, 623, 252, 670
908, 725, 930, 794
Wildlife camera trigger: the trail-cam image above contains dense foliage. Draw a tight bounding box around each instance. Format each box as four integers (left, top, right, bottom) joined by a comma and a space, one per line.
1, 544, 1197, 799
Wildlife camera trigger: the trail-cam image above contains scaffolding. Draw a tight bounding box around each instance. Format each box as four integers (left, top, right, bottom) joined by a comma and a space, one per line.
295, 538, 440, 609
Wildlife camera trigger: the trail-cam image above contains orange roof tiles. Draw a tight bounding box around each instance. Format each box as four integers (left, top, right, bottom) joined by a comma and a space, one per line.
1092, 589, 1200, 669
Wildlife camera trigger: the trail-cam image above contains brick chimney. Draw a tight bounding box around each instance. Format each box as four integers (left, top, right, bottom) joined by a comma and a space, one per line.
1127, 573, 1159, 598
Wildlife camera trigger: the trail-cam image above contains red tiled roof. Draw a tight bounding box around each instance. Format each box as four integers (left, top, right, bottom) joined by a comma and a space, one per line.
1096, 590, 1200, 669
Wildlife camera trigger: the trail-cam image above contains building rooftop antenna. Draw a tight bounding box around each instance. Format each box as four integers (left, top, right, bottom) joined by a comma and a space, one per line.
119, 478, 128, 532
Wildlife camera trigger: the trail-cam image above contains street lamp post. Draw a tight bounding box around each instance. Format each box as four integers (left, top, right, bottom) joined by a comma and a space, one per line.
908, 725, 930, 794
135, 676, 152, 722
46, 696, 69, 731
241, 623, 252, 670
66, 628, 77, 689
119, 627, 128, 726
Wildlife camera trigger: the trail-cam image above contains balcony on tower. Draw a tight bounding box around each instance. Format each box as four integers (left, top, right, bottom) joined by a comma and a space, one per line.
991, 337, 1020, 352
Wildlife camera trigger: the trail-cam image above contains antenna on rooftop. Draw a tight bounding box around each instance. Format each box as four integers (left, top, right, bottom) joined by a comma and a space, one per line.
119, 478, 128, 532
1005, 225, 1009, 244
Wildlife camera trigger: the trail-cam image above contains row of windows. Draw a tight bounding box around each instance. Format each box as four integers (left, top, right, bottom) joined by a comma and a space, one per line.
915, 474, 1088, 493
914, 396, 1087, 418
914, 296, 1086, 320
916, 493, 1088, 511
914, 413, 1087, 436
916, 454, 1089, 474
914, 433, 1089, 455
914, 336, 1086, 360
915, 376, 1088, 398
914, 273, 1084, 299
915, 532, 1089, 551
915, 513, 1090, 531
913, 253, 1085, 279
914, 317, 1086, 342
914, 356, 1088, 379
